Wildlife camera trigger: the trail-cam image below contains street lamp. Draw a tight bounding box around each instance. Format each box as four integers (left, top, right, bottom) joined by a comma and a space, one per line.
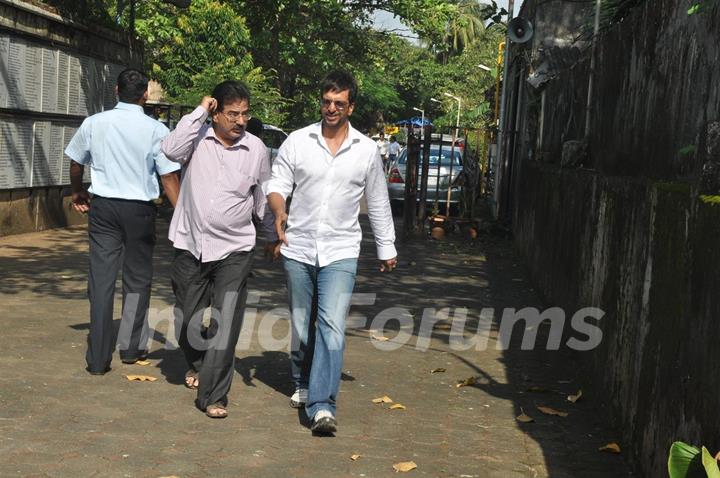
412, 107, 425, 140
477, 64, 492, 72
444, 92, 461, 138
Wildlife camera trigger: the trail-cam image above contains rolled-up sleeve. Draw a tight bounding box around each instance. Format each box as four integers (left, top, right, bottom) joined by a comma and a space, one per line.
161, 106, 208, 164
364, 150, 397, 260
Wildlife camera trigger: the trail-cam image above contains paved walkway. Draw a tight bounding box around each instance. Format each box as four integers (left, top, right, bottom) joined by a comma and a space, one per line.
0, 215, 635, 477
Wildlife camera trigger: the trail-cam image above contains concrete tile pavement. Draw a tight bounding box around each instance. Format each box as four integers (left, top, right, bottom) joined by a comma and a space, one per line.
0, 216, 635, 477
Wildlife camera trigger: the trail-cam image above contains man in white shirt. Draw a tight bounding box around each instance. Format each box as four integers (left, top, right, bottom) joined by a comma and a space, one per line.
266, 70, 397, 434
376, 132, 389, 169
387, 135, 401, 168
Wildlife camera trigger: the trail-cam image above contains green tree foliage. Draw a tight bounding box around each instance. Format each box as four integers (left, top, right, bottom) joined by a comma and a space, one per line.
41, 0, 116, 27
381, 27, 503, 130
437, 0, 487, 63
231, 0, 456, 128
133, 0, 288, 125
49, 0, 506, 132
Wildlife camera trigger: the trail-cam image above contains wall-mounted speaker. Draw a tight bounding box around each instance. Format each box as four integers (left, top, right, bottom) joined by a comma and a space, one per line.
508, 17, 534, 44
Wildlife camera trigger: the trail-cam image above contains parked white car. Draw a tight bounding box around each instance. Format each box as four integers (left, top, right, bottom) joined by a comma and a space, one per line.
262, 124, 288, 162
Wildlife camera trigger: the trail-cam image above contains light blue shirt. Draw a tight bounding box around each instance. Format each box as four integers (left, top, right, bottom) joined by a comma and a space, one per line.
64, 102, 180, 201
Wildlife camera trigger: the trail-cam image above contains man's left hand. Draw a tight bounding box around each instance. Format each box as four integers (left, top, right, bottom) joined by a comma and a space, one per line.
379, 257, 398, 272
71, 190, 90, 213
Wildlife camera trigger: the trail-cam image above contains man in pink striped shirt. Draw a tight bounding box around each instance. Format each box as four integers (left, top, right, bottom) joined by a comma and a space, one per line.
161, 80, 275, 419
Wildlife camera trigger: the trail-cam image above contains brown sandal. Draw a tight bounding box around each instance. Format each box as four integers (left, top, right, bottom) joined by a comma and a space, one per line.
184, 370, 199, 390
205, 403, 227, 419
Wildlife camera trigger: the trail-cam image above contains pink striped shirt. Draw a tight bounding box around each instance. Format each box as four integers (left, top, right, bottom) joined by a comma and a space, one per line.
162, 106, 274, 262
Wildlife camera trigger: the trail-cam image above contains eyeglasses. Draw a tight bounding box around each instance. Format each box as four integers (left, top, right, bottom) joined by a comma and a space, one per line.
320, 99, 350, 111
220, 110, 252, 121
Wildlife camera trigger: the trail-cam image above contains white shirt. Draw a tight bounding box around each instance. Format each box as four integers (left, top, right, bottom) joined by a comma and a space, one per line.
265, 122, 397, 267
388, 140, 401, 156
376, 138, 389, 155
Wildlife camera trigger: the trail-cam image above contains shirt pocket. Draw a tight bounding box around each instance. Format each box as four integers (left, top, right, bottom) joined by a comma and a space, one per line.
224, 171, 257, 198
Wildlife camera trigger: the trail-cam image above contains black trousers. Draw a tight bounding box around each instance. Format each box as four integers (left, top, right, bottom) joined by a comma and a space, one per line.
171, 249, 253, 410
86, 196, 156, 373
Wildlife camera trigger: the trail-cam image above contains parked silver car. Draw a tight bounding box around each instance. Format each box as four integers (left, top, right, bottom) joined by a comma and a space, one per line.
387, 143, 463, 210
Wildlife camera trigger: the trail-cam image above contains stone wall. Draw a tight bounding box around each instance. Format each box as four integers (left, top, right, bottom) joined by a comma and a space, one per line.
0, 187, 86, 236
0, 0, 139, 236
505, 0, 720, 475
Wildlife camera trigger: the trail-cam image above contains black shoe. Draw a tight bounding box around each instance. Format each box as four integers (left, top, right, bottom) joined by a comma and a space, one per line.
120, 351, 149, 364
86, 366, 111, 375
311, 414, 337, 434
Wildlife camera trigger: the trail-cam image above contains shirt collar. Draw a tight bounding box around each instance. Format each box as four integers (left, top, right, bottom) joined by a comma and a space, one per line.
203, 124, 249, 149
115, 102, 144, 113
308, 121, 362, 146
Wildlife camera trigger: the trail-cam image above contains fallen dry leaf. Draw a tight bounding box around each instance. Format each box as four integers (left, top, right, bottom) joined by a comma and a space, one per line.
125, 374, 157, 382
567, 390, 583, 403
456, 376, 477, 388
430, 368, 446, 374
393, 461, 418, 472
537, 406, 568, 417
350, 454, 361, 461
372, 396, 393, 404
599, 442, 621, 454
516, 407, 534, 423
371, 334, 390, 342
135, 360, 151, 366
390, 404, 406, 410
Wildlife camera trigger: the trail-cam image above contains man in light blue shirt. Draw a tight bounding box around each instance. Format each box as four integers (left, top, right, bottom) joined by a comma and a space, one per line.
65, 68, 180, 375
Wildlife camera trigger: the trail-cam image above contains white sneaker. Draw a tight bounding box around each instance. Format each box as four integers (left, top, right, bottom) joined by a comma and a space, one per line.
313, 409, 333, 421
290, 388, 307, 408
311, 409, 337, 434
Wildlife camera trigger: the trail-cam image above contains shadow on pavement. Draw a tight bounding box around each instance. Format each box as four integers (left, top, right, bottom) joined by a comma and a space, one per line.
346, 212, 635, 477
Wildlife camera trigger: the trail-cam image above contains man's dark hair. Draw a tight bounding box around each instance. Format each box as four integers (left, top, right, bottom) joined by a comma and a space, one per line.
117, 69, 149, 103
246, 117, 263, 137
211, 80, 251, 112
320, 70, 357, 104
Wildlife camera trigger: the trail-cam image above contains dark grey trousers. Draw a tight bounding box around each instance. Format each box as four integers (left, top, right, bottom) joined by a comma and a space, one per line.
86, 196, 156, 373
171, 248, 253, 410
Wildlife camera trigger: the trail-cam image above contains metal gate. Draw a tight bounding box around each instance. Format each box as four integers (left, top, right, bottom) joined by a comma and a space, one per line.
391, 124, 493, 237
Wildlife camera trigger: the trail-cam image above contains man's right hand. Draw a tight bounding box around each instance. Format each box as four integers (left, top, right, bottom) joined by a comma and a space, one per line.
274, 211, 289, 246
201, 96, 217, 114
264, 240, 284, 261
71, 190, 90, 213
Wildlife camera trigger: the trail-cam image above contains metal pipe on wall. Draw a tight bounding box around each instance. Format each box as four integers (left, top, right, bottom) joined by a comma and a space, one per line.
493, 0, 514, 219
584, 0, 602, 139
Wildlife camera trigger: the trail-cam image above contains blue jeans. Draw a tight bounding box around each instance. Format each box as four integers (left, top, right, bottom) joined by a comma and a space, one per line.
283, 257, 358, 418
